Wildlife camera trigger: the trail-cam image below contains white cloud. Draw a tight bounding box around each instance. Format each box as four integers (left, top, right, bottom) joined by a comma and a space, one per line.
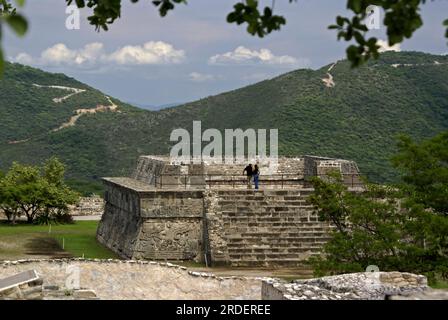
107, 41, 185, 65
209, 46, 304, 67
377, 39, 401, 53
40, 42, 104, 66
13, 41, 185, 67
189, 72, 215, 82
14, 52, 33, 65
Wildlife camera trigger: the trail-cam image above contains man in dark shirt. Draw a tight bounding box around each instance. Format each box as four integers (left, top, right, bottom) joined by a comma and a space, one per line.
243, 164, 253, 189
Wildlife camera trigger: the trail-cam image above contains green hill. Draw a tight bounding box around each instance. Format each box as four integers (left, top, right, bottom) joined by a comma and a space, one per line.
0, 51, 447, 194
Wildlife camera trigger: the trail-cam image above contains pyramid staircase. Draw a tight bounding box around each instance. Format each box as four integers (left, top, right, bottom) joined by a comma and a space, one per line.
208, 189, 333, 268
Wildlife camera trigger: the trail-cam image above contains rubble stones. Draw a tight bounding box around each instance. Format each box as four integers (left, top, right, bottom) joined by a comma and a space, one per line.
262, 272, 432, 300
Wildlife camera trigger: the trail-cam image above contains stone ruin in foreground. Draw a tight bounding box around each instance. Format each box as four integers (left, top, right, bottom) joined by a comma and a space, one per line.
1, 259, 439, 300
97, 155, 361, 267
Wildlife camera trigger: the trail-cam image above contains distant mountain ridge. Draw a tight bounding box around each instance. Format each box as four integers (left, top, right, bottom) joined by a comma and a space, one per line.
0, 51, 447, 193
129, 102, 183, 111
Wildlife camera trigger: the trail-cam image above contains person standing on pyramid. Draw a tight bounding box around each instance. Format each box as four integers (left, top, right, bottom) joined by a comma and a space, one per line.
253, 164, 260, 190
243, 164, 253, 189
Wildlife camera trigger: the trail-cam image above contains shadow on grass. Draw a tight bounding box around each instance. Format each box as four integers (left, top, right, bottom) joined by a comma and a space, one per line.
24, 236, 73, 259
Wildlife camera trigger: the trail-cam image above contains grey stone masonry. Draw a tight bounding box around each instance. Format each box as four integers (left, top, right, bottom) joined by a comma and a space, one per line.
130, 155, 361, 189
98, 178, 204, 261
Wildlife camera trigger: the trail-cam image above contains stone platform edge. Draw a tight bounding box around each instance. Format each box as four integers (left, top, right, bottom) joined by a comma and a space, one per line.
0, 258, 276, 282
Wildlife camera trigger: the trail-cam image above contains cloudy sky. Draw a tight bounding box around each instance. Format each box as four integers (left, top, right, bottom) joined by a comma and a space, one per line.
4, 0, 448, 106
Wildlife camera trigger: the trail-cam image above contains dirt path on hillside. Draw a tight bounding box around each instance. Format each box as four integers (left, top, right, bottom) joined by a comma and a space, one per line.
52, 96, 118, 132
322, 62, 336, 88
390, 60, 448, 68
32, 84, 86, 103
7, 84, 119, 144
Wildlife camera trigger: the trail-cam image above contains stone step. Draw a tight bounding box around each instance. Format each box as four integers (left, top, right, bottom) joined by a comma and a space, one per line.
226, 239, 330, 245
227, 251, 321, 259
228, 252, 320, 260
226, 235, 331, 242
222, 211, 316, 216
215, 189, 312, 194
217, 200, 309, 206
227, 229, 330, 235
228, 259, 316, 268
227, 242, 325, 248
221, 213, 317, 220
226, 242, 330, 248
216, 193, 308, 198
233, 205, 314, 211
221, 209, 316, 215
223, 230, 330, 236
223, 221, 322, 227
227, 233, 329, 240
214, 191, 313, 198
226, 245, 327, 251
226, 243, 327, 250
225, 238, 330, 244
230, 259, 313, 268
216, 195, 310, 201
225, 236, 330, 242
222, 225, 328, 231
222, 222, 328, 227
224, 231, 329, 237
222, 217, 322, 223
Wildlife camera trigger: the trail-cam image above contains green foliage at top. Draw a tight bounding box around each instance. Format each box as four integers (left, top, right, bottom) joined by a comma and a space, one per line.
0, 1, 446, 71
2, 0, 444, 69
330, 0, 432, 66
0, 0, 27, 72
0, 157, 79, 224
308, 132, 448, 283
66, 0, 446, 67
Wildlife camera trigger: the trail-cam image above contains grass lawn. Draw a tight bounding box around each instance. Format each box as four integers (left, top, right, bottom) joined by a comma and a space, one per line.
431, 278, 448, 290
0, 221, 118, 260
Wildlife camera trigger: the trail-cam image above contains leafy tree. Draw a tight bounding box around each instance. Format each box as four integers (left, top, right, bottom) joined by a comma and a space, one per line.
309, 173, 403, 273
0, 169, 22, 224
1, 162, 45, 223
1, 0, 447, 71
308, 132, 448, 282
392, 131, 448, 215
0, 158, 79, 224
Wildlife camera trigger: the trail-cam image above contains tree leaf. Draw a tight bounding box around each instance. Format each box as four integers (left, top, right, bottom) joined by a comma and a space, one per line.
15, 0, 25, 7
6, 14, 28, 36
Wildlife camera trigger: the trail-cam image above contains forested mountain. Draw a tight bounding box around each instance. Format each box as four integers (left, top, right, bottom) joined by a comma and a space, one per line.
1, 51, 447, 193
